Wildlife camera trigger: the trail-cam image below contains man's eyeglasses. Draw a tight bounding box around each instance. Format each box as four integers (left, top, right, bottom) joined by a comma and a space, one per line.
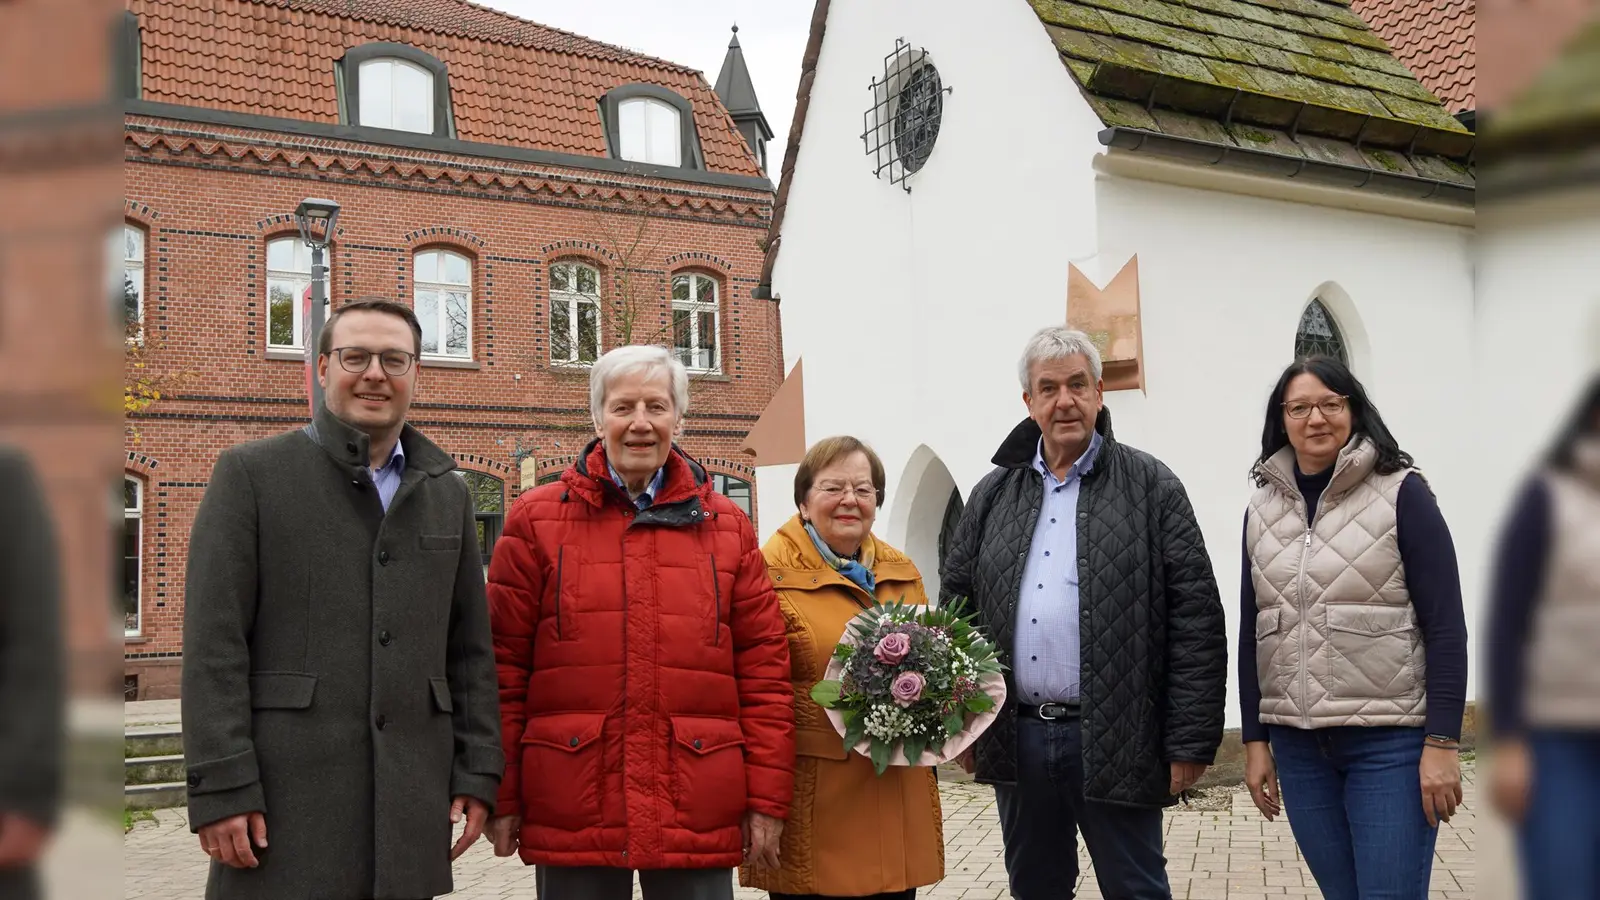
329, 347, 417, 377
1283, 396, 1348, 419
813, 484, 879, 504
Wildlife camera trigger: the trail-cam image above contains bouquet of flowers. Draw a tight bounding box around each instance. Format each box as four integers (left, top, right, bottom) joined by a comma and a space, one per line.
809, 598, 1007, 775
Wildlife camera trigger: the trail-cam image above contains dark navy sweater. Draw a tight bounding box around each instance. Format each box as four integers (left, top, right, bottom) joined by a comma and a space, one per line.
1484, 477, 1554, 737
1238, 465, 1470, 743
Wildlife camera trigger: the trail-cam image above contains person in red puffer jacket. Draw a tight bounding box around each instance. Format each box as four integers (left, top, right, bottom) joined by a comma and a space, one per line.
484, 344, 795, 900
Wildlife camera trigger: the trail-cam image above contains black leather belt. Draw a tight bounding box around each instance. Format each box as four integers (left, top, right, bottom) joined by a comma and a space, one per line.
1018, 701, 1081, 720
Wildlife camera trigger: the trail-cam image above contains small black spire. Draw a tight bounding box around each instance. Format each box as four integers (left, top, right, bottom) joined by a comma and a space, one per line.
714, 21, 774, 171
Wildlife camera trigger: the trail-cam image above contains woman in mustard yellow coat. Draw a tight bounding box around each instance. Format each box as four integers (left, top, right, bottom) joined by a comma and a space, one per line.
739, 436, 944, 900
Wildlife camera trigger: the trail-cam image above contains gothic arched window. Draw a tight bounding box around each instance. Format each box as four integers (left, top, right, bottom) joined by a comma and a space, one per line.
1295, 299, 1348, 365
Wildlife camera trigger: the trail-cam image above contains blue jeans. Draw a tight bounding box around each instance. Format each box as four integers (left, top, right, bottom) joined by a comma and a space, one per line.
993, 716, 1170, 900
1518, 730, 1600, 900
1267, 725, 1437, 899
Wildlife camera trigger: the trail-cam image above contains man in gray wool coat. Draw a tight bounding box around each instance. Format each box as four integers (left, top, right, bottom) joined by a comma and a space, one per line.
181, 297, 504, 900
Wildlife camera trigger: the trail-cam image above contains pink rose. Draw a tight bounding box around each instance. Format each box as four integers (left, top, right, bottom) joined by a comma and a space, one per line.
891, 671, 926, 707
874, 632, 912, 664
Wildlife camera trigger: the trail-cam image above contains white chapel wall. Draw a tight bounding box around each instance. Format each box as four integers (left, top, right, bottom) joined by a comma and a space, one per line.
1092, 173, 1476, 720
758, 0, 1110, 559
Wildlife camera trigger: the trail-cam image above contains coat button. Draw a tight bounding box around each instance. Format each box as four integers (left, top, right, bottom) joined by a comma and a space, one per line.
352, 479, 364, 489
693, 739, 703, 750
378, 550, 390, 565
376, 714, 387, 730
187, 772, 201, 788
346, 442, 358, 454
379, 630, 392, 646
569, 737, 580, 748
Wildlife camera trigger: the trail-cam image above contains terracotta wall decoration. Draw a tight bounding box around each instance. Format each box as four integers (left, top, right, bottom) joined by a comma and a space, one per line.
741, 358, 807, 465
1067, 255, 1145, 393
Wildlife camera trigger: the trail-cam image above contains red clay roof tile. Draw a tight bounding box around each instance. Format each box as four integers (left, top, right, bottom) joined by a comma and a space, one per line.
1351, 0, 1475, 113
129, 0, 763, 177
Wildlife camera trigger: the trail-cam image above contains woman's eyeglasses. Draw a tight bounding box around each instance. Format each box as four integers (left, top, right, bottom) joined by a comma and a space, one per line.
1283, 396, 1348, 419
813, 484, 879, 504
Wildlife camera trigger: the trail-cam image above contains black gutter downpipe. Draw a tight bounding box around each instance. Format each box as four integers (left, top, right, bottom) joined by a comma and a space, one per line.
1096, 126, 1473, 206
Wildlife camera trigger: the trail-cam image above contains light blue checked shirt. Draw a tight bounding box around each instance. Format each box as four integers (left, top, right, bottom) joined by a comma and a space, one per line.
370, 439, 406, 513
607, 461, 666, 510
1013, 430, 1103, 705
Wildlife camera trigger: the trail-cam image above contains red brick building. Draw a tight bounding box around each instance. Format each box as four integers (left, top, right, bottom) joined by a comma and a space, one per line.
122, 0, 783, 699
3, 0, 126, 700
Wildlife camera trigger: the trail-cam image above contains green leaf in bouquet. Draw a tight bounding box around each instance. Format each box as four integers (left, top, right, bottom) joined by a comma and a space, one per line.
965, 693, 995, 714
810, 680, 842, 708
902, 732, 929, 767
842, 713, 867, 751
870, 738, 892, 776
943, 710, 966, 737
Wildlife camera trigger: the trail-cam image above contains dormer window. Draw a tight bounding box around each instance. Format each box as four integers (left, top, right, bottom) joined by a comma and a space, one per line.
339, 43, 455, 139
359, 58, 434, 133
600, 84, 704, 170
618, 98, 682, 166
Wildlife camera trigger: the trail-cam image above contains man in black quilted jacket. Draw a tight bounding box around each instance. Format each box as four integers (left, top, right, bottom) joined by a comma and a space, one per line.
940, 326, 1227, 900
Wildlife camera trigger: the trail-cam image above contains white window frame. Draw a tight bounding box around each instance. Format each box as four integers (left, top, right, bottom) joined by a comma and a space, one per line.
413, 249, 473, 360
618, 97, 683, 167
712, 473, 753, 517
671, 272, 721, 373
124, 476, 142, 638
358, 57, 435, 134
549, 261, 602, 366
266, 236, 320, 350
123, 225, 145, 341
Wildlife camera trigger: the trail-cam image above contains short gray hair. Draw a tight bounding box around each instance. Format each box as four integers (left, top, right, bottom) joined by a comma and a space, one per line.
589, 345, 690, 428
1017, 326, 1103, 391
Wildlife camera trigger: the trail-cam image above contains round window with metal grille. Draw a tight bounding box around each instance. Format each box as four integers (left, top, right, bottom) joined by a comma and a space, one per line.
892, 63, 944, 175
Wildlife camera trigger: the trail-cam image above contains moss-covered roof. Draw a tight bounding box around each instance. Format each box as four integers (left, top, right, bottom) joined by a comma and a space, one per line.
1030, 0, 1474, 185
1481, 21, 1600, 156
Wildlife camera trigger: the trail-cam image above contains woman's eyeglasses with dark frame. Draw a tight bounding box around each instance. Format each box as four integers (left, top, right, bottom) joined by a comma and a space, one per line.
1283, 396, 1348, 419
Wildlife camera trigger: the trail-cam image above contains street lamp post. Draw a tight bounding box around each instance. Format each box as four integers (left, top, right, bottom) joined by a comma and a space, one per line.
294, 198, 341, 418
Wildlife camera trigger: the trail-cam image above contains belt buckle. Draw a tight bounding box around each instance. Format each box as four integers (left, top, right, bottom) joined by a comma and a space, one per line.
1037, 702, 1069, 720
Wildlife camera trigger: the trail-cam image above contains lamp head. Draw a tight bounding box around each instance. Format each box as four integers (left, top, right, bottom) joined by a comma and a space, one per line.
293, 198, 341, 247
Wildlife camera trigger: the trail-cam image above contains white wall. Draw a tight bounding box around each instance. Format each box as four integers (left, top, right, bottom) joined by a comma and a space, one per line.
1092, 175, 1473, 722
1472, 188, 1600, 698
760, 0, 1109, 551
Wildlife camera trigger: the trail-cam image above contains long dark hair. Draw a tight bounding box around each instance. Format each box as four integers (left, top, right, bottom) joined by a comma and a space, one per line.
1252, 355, 1413, 487
1545, 372, 1600, 471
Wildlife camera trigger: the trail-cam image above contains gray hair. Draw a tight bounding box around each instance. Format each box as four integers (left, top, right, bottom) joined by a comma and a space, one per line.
1017, 326, 1103, 392
589, 345, 690, 428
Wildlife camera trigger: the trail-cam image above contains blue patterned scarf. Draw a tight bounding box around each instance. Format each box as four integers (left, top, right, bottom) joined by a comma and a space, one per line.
804, 521, 876, 595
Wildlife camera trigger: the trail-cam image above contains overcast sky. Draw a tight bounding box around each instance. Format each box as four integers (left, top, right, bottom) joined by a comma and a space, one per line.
477, 0, 816, 181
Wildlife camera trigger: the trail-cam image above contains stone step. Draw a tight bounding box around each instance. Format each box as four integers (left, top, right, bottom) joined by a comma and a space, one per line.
126, 727, 183, 759
126, 781, 187, 811
127, 753, 185, 787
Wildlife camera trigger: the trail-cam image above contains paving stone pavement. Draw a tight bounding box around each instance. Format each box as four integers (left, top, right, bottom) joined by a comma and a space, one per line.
124, 762, 1480, 899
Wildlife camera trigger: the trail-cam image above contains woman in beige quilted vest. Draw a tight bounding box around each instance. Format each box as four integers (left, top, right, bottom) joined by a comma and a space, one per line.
1238, 356, 1468, 900
1485, 374, 1600, 900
